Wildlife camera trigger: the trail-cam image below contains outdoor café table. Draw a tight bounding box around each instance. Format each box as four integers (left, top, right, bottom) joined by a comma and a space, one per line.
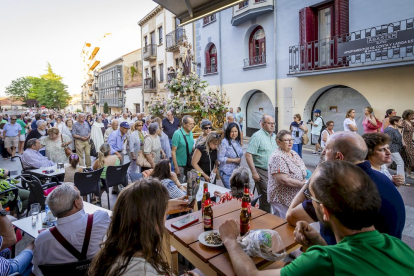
164, 200, 298, 276
26, 167, 65, 179
12, 202, 111, 239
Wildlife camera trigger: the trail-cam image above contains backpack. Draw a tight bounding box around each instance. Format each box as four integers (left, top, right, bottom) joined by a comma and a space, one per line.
318, 117, 327, 145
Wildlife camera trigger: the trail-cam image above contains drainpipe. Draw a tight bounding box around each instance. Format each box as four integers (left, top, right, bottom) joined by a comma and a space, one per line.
218, 11, 223, 93
274, 0, 278, 133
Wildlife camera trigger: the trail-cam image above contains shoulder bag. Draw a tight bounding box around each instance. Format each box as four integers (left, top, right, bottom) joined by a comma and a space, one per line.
299, 122, 309, 145
367, 116, 383, 130
61, 135, 72, 157
136, 150, 152, 168
180, 129, 193, 169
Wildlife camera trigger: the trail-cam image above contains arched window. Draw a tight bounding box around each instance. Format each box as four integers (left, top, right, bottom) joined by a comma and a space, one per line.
205, 44, 218, 74
249, 26, 266, 66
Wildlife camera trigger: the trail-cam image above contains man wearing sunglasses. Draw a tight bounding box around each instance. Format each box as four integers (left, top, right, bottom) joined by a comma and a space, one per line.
2, 116, 22, 161
218, 161, 414, 276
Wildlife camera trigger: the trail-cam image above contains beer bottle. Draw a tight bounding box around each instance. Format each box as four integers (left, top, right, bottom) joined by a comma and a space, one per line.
201, 182, 208, 216
203, 192, 213, 231
240, 183, 251, 236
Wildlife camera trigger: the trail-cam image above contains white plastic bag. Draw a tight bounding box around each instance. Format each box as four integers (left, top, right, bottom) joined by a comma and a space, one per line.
237, 229, 286, 261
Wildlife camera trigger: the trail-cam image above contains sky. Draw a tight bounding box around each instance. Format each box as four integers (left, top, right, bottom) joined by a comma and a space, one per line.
0, 0, 158, 97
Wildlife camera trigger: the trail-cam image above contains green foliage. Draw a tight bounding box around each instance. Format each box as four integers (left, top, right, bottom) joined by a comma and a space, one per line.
130, 66, 137, 78
5, 77, 32, 101
103, 102, 109, 114
92, 105, 97, 115
76, 108, 83, 113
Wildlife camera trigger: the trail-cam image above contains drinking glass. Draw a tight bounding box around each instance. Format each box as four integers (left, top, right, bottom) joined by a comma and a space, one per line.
31, 203, 40, 226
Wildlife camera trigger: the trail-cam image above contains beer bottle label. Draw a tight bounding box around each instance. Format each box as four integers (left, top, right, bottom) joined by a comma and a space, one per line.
244, 187, 249, 194
204, 216, 212, 228
205, 198, 211, 207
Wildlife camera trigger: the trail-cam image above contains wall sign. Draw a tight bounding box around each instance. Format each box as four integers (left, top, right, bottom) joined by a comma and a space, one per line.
337, 28, 414, 56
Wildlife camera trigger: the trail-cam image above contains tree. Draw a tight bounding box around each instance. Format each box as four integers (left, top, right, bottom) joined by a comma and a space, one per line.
104, 102, 109, 114
92, 105, 97, 115
5, 77, 32, 101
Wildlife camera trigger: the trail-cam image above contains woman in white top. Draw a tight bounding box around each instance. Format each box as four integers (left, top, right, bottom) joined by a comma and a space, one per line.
343, 109, 358, 132
88, 178, 175, 276
91, 116, 105, 153
321, 120, 335, 149
128, 121, 141, 174
143, 123, 165, 170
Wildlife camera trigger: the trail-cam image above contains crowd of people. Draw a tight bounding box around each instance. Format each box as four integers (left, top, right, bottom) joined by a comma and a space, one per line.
0, 104, 413, 275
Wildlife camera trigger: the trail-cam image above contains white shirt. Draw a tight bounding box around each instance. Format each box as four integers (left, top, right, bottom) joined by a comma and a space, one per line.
343, 118, 357, 132
321, 129, 334, 148
118, 117, 131, 125
32, 209, 111, 276
56, 122, 65, 133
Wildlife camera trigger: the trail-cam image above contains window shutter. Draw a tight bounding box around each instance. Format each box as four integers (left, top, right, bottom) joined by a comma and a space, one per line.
299, 7, 316, 69
334, 0, 349, 36
205, 50, 211, 72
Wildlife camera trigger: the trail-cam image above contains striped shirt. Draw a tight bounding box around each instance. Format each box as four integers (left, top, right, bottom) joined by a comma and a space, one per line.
247, 128, 278, 171
0, 236, 11, 275
161, 178, 186, 199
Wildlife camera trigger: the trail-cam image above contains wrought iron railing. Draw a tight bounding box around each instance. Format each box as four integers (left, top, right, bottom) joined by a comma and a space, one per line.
167, 72, 177, 81
166, 28, 186, 50
289, 17, 414, 74
143, 44, 157, 59
144, 77, 157, 90
204, 66, 218, 74
244, 55, 266, 67
100, 98, 123, 107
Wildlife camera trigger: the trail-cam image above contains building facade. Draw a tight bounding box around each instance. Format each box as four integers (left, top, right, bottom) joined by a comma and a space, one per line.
80, 42, 101, 113
98, 57, 124, 114
138, 5, 195, 112
276, 0, 414, 137
197, 0, 277, 136
123, 49, 143, 114
66, 93, 82, 112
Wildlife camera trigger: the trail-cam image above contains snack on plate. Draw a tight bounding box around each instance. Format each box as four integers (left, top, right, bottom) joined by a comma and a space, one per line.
237, 229, 286, 261
205, 232, 222, 245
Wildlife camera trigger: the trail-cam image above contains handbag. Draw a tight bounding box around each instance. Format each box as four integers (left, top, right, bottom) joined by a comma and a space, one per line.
367, 116, 382, 130
302, 133, 309, 145
180, 129, 193, 169
89, 139, 97, 157
136, 150, 152, 168
61, 135, 72, 157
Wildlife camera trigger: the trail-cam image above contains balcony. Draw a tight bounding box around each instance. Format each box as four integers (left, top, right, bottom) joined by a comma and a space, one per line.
167, 72, 177, 81
93, 83, 98, 91
143, 44, 157, 61
243, 54, 266, 70
204, 66, 218, 75
100, 98, 123, 108
288, 17, 414, 76
231, 0, 274, 26
143, 77, 157, 92
166, 28, 186, 52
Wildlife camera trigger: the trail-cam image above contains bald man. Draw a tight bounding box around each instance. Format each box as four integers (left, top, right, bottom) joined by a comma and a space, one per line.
286, 131, 406, 245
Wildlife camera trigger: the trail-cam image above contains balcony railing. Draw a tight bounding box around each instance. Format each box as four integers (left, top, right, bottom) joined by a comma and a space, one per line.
289, 17, 414, 74
100, 98, 123, 107
143, 77, 157, 91
204, 66, 218, 75
143, 44, 157, 60
167, 72, 177, 81
244, 55, 266, 67
166, 28, 186, 51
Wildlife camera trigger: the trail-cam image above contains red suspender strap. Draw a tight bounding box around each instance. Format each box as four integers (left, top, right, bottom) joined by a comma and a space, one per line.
49, 213, 94, 261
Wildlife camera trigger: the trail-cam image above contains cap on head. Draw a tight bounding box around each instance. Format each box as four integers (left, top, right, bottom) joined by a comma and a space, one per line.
313, 109, 322, 114
120, 122, 130, 129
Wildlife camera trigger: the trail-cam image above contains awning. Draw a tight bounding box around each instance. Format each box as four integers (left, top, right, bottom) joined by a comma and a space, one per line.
152, 0, 245, 26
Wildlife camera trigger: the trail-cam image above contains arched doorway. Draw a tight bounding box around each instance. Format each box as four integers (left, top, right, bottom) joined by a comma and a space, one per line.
306, 85, 370, 137
246, 91, 273, 137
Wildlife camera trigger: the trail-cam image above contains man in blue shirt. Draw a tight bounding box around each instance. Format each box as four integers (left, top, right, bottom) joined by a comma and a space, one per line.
286, 131, 406, 244
162, 111, 180, 146
3, 116, 22, 161
107, 121, 130, 165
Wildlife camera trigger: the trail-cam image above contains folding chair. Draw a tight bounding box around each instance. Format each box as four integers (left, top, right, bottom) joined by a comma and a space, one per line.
101, 162, 130, 209
74, 168, 104, 206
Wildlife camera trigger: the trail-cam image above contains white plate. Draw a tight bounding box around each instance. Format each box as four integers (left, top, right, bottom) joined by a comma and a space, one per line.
198, 230, 223, 247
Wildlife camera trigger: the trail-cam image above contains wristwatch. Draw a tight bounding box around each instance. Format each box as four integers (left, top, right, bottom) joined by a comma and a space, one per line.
0, 209, 7, 216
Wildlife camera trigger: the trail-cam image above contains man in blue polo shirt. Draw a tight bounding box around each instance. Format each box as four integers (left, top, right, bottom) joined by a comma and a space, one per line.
286, 131, 405, 244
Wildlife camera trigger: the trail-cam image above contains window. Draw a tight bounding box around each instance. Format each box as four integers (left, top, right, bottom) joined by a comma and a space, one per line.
205, 44, 218, 74
158, 26, 163, 44
159, 63, 164, 82
239, 1, 249, 9
145, 68, 149, 79
144, 36, 148, 48
203, 13, 216, 26
249, 26, 266, 65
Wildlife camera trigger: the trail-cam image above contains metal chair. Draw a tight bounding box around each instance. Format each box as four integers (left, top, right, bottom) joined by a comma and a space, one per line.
14, 174, 59, 216
74, 168, 104, 206
101, 162, 130, 209
12, 156, 36, 175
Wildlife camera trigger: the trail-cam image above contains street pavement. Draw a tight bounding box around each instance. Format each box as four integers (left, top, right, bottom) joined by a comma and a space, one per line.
2, 138, 413, 255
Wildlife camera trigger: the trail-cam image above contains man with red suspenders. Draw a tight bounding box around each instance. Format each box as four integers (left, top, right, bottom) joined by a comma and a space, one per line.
32, 184, 110, 276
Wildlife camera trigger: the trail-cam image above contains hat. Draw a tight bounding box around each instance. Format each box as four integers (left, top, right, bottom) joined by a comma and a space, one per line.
41, 114, 47, 117
120, 122, 130, 129
313, 109, 322, 114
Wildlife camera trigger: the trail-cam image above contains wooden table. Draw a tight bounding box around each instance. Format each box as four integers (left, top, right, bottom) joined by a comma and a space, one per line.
165, 200, 297, 276
12, 202, 111, 239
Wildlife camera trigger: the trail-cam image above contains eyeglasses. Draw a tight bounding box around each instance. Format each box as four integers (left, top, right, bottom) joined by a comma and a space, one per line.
203, 127, 212, 130
11, 119, 16, 121
280, 139, 294, 143
264, 122, 276, 125
303, 188, 322, 204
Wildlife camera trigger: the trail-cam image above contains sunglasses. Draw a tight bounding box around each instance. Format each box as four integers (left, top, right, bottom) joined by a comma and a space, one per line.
203, 127, 212, 130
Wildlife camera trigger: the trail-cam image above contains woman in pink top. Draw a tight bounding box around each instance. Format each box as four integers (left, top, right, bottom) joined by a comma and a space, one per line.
363, 107, 381, 133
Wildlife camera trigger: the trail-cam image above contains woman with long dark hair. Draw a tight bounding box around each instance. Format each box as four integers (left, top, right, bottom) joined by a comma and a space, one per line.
382, 109, 396, 132
151, 159, 186, 199
88, 178, 174, 276
217, 122, 243, 189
